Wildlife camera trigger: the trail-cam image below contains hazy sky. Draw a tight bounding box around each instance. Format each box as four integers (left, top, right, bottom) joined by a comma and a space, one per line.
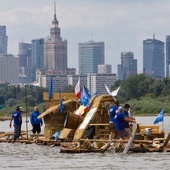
1, 0, 170, 73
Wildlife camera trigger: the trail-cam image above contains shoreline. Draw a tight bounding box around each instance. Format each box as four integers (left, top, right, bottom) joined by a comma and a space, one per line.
0, 117, 10, 121
0, 114, 170, 121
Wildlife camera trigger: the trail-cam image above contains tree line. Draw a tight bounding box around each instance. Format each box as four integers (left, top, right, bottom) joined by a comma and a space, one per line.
0, 74, 170, 116
111, 74, 170, 115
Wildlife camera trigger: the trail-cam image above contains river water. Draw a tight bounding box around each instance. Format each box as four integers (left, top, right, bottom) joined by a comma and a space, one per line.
0, 116, 170, 170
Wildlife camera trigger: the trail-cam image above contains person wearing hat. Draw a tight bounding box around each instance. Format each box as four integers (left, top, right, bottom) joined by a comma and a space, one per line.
123, 103, 135, 135
9, 106, 22, 142
114, 106, 136, 140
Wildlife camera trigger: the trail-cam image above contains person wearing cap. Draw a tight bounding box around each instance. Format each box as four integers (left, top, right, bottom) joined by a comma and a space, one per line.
123, 103, 135, 135
9, 106, 22, 142
30, 107, 43, 134
114, 106, 136, 140
108, 100, 119, 139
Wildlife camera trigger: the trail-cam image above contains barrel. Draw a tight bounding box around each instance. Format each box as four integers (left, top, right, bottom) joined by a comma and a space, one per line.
144, 128, 152, 135
64, 112, 84, 130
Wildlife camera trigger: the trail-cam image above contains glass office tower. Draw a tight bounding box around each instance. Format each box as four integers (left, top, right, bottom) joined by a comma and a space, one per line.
143, 36, 164, 79
78, 41, 105, 75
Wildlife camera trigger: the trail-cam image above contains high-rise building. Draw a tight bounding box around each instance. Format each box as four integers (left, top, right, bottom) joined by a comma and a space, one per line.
0, 54, 18, 84
78, 41, 105, 75
31, 38, 44, 81
18, 42, 31, 68
143, 36, 164, 79
166, 35, 170, 77
44, 2, 67, 73
18, 42, 31, 84
117, 52, 137, 80
0, 25, 8, 55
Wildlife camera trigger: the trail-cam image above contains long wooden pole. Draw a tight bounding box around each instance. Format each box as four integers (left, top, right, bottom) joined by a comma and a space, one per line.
25, 85, 28, 139
163, 132, 170, 148
123, 123, 137, 154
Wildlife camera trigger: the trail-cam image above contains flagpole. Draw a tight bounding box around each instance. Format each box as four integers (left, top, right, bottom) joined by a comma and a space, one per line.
25, 85, 28, 139
162, 120, 164, 133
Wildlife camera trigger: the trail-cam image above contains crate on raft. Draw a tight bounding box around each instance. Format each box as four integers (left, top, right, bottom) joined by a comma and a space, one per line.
135, 125, 165, 140
38, 99, 80, 139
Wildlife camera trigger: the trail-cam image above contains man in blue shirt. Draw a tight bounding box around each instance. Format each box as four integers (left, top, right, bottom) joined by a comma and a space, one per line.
123, 103, 135, 135
108, 100, 119, 139
30, 107, 43, 134
9, 106, 22, 142
114, 106, 136, 139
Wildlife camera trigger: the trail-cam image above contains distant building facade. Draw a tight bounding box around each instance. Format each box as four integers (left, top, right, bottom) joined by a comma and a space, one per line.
36, 70, 68, 91
143, 36, 164, 79
166, 35, 170, 77
44, 3, 67, 73
0, 25, 8, 55
36, 71, 116, 95
78, 41, 105, 75
87, 73, 117, 95
117, 52, 137, 80
98, 64, 112, 74
67, 75, 87, 87
0, 54, 18, 84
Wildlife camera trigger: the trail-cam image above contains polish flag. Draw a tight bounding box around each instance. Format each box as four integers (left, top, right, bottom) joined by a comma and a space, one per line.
75, 78, 81, 99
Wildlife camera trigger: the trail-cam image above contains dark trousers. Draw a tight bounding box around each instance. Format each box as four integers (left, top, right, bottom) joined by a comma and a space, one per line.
14, 124, 20, 140
32, 124, 41, 134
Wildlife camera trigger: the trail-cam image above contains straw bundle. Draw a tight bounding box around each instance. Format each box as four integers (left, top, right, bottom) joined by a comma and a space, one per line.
38, 99, 80, 138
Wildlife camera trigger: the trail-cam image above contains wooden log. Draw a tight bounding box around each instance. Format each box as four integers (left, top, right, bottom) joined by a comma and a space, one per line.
30, 134, 44, 137
163, 132, 170, 148
0, 132, 5, 138
100, 143, 110, 152
153, 138, 165, 141
123, 123, 137, 154
152, 141, 163, 150
79, 138, 153, 144
60, 147, 103, 153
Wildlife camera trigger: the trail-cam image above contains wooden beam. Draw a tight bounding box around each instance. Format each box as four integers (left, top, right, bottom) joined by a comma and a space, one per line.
163, 132, 170, 148
79, 138, 153, 144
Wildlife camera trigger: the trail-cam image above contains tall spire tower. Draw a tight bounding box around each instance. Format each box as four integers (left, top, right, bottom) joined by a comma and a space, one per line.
50, 2, 61, 40
44, 2, 67, 72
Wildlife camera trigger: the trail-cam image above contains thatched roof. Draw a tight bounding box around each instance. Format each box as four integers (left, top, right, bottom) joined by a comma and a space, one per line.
38, 99, 80, 119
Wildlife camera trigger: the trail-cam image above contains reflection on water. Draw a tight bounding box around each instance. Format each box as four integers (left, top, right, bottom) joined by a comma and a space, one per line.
0, 117, 170, 170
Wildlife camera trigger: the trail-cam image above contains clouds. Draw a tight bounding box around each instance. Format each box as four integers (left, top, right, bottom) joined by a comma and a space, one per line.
0, 0, 170, 73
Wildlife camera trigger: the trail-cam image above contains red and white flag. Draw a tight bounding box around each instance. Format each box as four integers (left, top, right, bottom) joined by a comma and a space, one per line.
75, 78, 81, 99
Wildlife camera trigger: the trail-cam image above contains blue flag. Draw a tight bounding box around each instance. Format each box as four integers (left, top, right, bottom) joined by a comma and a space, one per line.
59, 100, 64, 113
48, 77, 53, 99
153, 109, 164, 124
80, 86, 90, 107
59, 89, 64, 113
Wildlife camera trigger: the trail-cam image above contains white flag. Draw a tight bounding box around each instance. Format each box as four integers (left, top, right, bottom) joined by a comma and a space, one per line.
75, 78, 81, 99
105, 84, 121, 100
110, 86, 121, 97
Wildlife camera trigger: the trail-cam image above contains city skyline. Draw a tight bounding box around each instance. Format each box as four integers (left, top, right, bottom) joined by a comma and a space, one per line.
1, 0, 170, 73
